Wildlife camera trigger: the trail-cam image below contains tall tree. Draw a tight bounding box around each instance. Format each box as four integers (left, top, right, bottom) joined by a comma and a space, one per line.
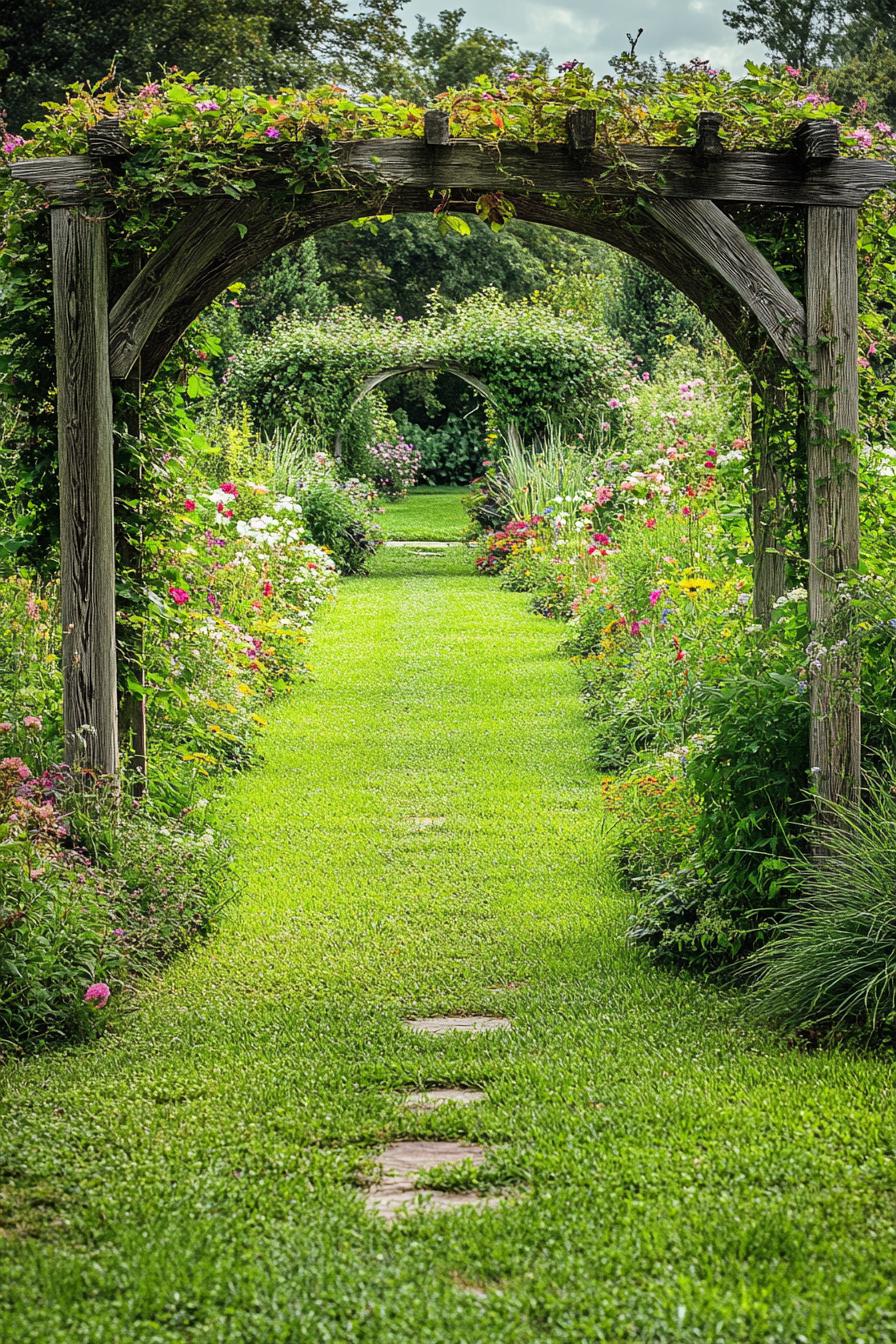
403, 8, 548, 99
722, 0, 848, 66
0, 0, 410, 131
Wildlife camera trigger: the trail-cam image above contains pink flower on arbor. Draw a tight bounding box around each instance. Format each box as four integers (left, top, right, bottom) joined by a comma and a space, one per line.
22, 715, 43, 730
169, 586, 189, 605
83, 982, 111, 1008
785, 65, 802, 77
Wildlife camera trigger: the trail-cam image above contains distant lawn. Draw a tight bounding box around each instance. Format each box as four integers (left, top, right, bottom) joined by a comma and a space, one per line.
381, 486, 469, 541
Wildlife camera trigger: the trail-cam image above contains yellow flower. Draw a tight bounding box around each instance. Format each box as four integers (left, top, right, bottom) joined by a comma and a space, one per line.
678, 577, 715, 598
250, 713, 267, 726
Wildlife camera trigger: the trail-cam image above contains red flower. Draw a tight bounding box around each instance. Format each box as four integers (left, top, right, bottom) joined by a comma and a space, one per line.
184, 498, 196, 512
262, 580, 273, 597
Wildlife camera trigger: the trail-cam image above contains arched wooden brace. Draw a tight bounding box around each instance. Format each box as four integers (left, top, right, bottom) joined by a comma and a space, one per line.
109, 191, 803, 382
332, 362, 521, 459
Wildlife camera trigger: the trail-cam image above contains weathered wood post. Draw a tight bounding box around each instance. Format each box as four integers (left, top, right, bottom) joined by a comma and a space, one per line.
805, 205, 861, 814
51, 205, 120, 777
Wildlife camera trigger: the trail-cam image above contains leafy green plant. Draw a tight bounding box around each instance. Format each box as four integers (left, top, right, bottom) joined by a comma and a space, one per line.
749, 770, 896, 1038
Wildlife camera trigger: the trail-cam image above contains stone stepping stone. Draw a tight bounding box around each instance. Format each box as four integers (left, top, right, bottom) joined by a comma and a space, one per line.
405, 1015, 512, 1035
363, 1139, 499, 1220
384, 540, 453, 549
403, 1086, 486, 1111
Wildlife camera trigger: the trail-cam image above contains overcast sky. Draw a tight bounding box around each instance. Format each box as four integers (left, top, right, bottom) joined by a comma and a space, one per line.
405, 0, 768, 76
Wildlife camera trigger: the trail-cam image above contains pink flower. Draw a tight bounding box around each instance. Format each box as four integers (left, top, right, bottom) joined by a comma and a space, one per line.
874, 122, 892, 136
196, 100, 219, 112
184, 498, 196, 511
0, 723, 11, 733
848, 127, 873, 149
1, 757, 31, 781
2, 133, 26, 155
264, 126, 281, 139
580, 502, 595, 515
785, 65, 802, 77
600, 421, 611, 432
649, 589, 663, 606
262, 580, 273, 597
608, 398, 621, 410
112, 928, 126, 938
868, 341, 878, 356
22, 715, 42, 730
593, 532, 611, 544
594, 485, 613, 505
682, 507, 692, 517
645, 518, 656, 530
169, 586, 189, 605
219, 481, 238, 496
138, 82, 161, 97
83, 982, 111, 1008
641, 371, 650, 381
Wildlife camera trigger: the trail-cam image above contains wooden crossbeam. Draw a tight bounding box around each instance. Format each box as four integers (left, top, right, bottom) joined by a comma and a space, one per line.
424, 110, 450, 146
13, 139, 895, 208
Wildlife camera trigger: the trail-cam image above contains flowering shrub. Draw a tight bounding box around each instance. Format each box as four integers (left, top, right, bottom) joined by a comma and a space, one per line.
474, 345, 896, 983
0, 435, 348, 1052
366, 437, 422, 498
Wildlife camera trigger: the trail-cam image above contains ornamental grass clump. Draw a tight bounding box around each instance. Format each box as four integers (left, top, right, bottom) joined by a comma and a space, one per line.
749, 773, 896, 1039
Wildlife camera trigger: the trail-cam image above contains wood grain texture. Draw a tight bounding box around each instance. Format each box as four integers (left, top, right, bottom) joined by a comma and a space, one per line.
644, 198, 805, 362
336, 140, 894, 206
805, 206, 861, 812
11, 155, 107, 203
424, 110, 450, 145
108, 197, 252, 378
51, 207, 119, 776
695, 112, 724, 156
87, 119, 131, 159
117, 189, 788, 383
565, 109, 596, 153
795, 119, 840, 161
14, 141, 895, 206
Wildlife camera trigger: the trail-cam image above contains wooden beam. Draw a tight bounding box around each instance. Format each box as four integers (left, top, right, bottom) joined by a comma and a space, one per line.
11, 155, 107, 204
15, 141, 895, 207
644, 198, 806, 364
423, 110, 450, 145
108, 197, 253, 378
336, 140, 894, 206
695, 111, 724, 156
566, 108, 596, 154
805, 205, 861, 815
51, 206, 119, 777
87, 118, 131, 159
795, 118, 840, 162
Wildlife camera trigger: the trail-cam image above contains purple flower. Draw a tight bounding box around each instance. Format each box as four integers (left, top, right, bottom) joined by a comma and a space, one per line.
557, 60, 580, 73
1, 133, 25, 155
196, 100, 219, 112
84, 982, 111, 1008
264, 126, 281, 139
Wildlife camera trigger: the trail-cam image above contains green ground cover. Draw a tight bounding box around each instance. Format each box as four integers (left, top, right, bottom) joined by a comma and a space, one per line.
380, 486, 469, 541
2, 545, 896, 1343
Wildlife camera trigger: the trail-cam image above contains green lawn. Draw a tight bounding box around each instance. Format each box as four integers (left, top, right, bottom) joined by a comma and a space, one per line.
2, 544, 896, 1342
380, 486, 470, 540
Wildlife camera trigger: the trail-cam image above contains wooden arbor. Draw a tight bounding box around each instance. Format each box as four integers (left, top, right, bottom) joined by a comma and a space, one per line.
12, 110, 895, 811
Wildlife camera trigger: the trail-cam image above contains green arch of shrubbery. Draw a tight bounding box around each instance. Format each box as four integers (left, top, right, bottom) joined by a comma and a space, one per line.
223, 289, 627, 460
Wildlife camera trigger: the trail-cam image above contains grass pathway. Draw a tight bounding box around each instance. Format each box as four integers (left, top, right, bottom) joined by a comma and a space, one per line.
2, 543, 896, 1342
380, 486, 469, 541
